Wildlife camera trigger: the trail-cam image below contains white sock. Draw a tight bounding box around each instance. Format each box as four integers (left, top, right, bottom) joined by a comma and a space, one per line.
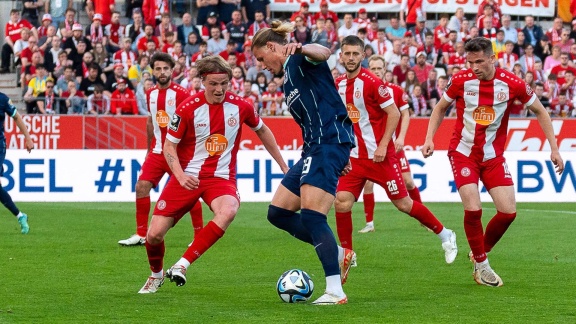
437, 227, 452, 242
151, 270, 163, 279
366, 221, 374, 227
477, 259, 489, 268
175, 258, 191, 269
17, 212, 24, 218
325, 275, 345, 297
337, 246, 344, 262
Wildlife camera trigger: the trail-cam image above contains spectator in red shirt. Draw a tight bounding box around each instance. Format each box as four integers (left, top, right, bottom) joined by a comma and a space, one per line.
90, 0, 115, 26
290, 2, 314, 28
412, 51, 434, 83
400, 0, 424, 29
313, 1, 338, 25
2, 9, 36, 73
433, 14, 449, 50
110, 78, 137, 115
137, 24, 160, 54
551, 52, 576, 87
393, 54, 411, 85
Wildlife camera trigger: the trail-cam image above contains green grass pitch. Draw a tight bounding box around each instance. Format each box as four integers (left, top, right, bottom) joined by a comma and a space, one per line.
1, 202, 575, 323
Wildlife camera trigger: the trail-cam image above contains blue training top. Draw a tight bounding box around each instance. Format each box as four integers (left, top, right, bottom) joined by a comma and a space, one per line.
282, 55, 355, 152
0, 93, 17, 148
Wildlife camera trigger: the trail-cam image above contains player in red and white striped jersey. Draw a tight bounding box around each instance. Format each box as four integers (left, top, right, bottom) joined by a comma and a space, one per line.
356, 55, 426, 234
422, 38, 564, 287
139, 55, 288, 293
119, 53, 204, 248
333, 36, 458, 264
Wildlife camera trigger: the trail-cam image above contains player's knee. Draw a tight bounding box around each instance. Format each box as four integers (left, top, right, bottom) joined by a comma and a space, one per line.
146, 230, 164, 245
498, 210, 517, 221
267, 205, 293, 225
393, 197, 413, 213
334, 194, 354, 213
135, 180, 152, 196
404, 178, 416, 190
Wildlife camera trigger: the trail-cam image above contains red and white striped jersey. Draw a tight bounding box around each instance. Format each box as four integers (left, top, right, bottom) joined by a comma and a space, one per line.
444, 68, 537, 162
335, 68, 395, 159
382, 81, 410, 138
5, 19, 33, 43
166, 92, 263, 180
113, 50, 137, 71
146, 82, 190, 154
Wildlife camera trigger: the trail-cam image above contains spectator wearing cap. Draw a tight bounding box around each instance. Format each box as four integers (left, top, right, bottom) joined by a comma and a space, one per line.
45, 0, 72, 29
500, 15, 518, 43
141, 0, 168, 27
433, 14, 450, 50
226, 10, 248, 51
314, 1, 338, 26
104, 62, 133, 97
86, 13, 106, 48
241, 0, 270, 25
447, 7, 464, 32
247, 10, 270, 40
523, 15, 544, 47
400, 0, 424, 29
110, 78, 138, 115
402, 31, 420, 64
370, 28, 392, 56
202, 11, 229, 41
24, 63, 48, 113
477, 0, 503, 21
155, 13, 178, 49
354, 8, 369, 29
38, 14, 53, 39
476, 4, 500, 30
178, 13, 201, 46
338, 13, 359, 43
546, 18, 565, 47
409, 15, 431, 48
90, 0, 115, 26
386, 17, 407, 42
290, 2, 314, 28
412, 51, 433, 83
64, 23, 93, 56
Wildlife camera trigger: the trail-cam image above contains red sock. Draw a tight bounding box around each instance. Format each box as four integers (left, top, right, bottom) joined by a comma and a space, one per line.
363, 193, 375, 223
136, 196, 151, 237
464, 210, 486, 263
190, 201, 204, 236
182, 221, 225, 264
408, 187, 422, 203
408, 201, 443, 234
484, 211, 516, 253
145, 240, 165, 273
335, 211, 353, 250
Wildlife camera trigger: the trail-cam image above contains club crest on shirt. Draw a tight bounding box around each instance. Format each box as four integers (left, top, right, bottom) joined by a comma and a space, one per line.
355, 89, 361, 98
472, 105, 495, 126
228, 117, 237, 127
497, 91, 507, 101
378, 85, 389, 98
461, 167, 471, 177
345, 103, 360, 123
205, 134, 228, 156
169, 113, 181, 131
156, 110, 170, 127
167, 98, 175, 107
526, 84, 534, 96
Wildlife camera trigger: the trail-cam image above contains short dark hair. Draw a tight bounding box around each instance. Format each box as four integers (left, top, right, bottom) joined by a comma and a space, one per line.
464, 37, 494, 56
88, 62, 100, 71
150, 52, 175, 69
341, 35, 366, 49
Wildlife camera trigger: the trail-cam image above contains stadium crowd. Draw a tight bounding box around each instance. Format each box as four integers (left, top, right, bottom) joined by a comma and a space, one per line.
2, 0, 576, 117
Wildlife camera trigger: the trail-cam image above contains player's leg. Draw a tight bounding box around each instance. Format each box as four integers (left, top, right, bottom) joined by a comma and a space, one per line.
334, 160, 366, 250
189, 201, 204, 236
360, 181, 376, 233
485, 186, 516, 253
397, 150, 422, 203
139, 215, 174, 294
0, 149, 28, 234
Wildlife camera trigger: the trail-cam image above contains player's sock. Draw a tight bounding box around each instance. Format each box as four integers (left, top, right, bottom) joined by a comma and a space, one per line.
484, 211, 516, 253
151, 270, 164, 279
408, 201, 443, 234
145, 240, 165, 274
335, 211, 353, 250
181, 221, 224, 264
0, 186, 20, 216
363, 193, 375, 223
300, 209, 340, 277
267, 205, 313, 244
17, 211, 24, 218
175, 258, 191, 269
464, 209, 487, 263
408, 187, 422, 203
437, 227, 453, 242
136, 196, 151, 237
325, 274, 345, 297
190, 201, 204, 236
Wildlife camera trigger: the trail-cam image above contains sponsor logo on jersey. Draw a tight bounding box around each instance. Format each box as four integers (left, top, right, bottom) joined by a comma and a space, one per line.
205, 134, 228, 156
169, 113, 181, 131
472, 105, 495, 126
286, 88, 300, 107
461, 167, 471, 177
466, 91, 476, 96
156, 110, 170, 127
497, 91, 507, 101
346, 103, 361, 123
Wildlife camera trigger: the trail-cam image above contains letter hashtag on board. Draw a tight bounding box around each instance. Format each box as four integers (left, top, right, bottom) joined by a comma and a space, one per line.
95, 159, 125, 192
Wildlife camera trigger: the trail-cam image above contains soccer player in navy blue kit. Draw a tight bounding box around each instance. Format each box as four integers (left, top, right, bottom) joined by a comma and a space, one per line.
252, 21, 356, 305
0, 92, 34, 234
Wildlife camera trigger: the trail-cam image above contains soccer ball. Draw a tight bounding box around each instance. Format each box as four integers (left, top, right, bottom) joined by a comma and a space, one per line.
276, 269, 314, 303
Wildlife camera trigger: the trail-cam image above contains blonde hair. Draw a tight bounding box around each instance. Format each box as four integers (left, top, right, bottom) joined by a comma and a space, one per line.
251, 20, 294, 50
196, 55, 232, 80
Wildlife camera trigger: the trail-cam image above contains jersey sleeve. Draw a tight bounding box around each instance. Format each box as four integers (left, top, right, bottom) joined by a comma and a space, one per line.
514, 79, 537, 106
374, 79, 394, 109
242, 100, 263, 131
0, 94, 17, 117
166, 106, 188, 144
394, 86, 410, 111
443, 74, 460, 103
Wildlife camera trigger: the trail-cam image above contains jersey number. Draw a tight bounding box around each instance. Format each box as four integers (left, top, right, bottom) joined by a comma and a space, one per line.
503, 162, 511, 178
387, 180, 398, 193
400, 158, 407, 168
302, 157, 312, 175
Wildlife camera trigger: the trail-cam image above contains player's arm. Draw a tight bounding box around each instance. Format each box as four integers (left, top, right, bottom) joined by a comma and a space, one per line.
13, 112, 34, 152
164, 139, 200, 190
526, 98, 564, 175
146, 115, 153, 151
395, 108, 410, 153
421, 96, 451, 158
254, 123, 290, 174
374, 103, 400, 163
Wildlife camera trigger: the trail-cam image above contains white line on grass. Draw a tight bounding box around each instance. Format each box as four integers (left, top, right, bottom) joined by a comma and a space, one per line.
483, 207, 576, 215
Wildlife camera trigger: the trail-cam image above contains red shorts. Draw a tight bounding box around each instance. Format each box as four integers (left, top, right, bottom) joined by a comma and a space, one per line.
153, 177, 239, 222
337, 156, 408, 201
448, 151, 514, 191
139, 152, 171, 187
396, 150, 411, 173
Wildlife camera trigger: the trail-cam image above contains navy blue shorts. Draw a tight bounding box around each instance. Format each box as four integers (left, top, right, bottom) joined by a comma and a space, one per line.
0, 146, 5, 177
281, 143, 351, 197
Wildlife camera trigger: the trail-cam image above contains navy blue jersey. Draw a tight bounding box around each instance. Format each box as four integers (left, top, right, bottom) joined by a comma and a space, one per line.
0, 93, 17, 148
282, 55, 355, 151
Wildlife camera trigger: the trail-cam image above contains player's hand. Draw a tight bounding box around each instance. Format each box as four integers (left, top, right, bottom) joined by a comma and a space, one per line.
421, 140, 434, 158
177, 174, 200, 190
268, 41, 302, 56
394, 139, 404, 153
341, 160, 352, 176
373, 147, 386, 163
551, 151, 564, 175
25, 138, 34, 152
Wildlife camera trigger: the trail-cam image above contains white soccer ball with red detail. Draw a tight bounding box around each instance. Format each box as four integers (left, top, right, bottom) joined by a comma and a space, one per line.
276, 269, 314, 303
